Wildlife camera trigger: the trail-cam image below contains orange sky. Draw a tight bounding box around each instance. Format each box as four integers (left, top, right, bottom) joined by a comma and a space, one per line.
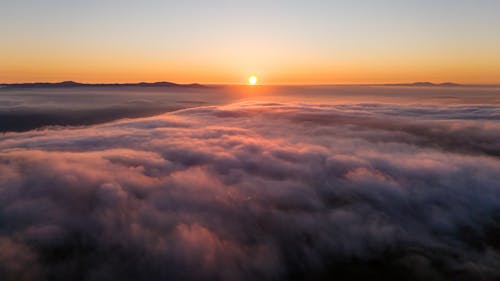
2, 52, 498, 85
1, 1, 499, 84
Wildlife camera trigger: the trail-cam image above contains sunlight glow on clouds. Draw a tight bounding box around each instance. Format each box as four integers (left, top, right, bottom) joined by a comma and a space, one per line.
1, 102, 500, 280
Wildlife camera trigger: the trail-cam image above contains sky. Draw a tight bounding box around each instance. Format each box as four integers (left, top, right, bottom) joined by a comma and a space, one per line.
1, 0, 499, 84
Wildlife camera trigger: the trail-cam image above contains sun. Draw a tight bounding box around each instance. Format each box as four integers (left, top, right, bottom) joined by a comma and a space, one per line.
248, 75, 258, 86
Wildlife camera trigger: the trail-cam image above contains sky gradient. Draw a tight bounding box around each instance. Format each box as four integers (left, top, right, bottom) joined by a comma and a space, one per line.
1, 0, 499, 84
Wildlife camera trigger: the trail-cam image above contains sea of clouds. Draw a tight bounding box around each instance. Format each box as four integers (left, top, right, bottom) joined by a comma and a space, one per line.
1, 101, 500, 281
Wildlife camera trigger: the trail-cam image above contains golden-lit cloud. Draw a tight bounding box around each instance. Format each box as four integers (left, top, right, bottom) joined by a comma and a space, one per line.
1, 101, 500, 280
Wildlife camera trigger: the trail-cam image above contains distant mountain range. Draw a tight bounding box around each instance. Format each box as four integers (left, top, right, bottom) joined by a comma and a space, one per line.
0, 81, 208, 89
1, 81, 498, 89
381, 82, 463, 87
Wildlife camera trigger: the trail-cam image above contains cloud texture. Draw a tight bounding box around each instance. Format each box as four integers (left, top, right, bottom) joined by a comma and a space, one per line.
1, 102, 500, 281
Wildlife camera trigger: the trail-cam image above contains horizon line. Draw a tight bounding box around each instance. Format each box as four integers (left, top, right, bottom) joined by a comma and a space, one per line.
2, 80, 500, 87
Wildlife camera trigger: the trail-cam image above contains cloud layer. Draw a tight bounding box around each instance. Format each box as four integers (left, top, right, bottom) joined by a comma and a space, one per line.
1, 102, 500, 281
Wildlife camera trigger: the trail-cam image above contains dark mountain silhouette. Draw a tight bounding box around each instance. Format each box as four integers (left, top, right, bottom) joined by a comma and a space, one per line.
382, 82, 462, 87
0, 81, 209, 89
439, 82, 462, 87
